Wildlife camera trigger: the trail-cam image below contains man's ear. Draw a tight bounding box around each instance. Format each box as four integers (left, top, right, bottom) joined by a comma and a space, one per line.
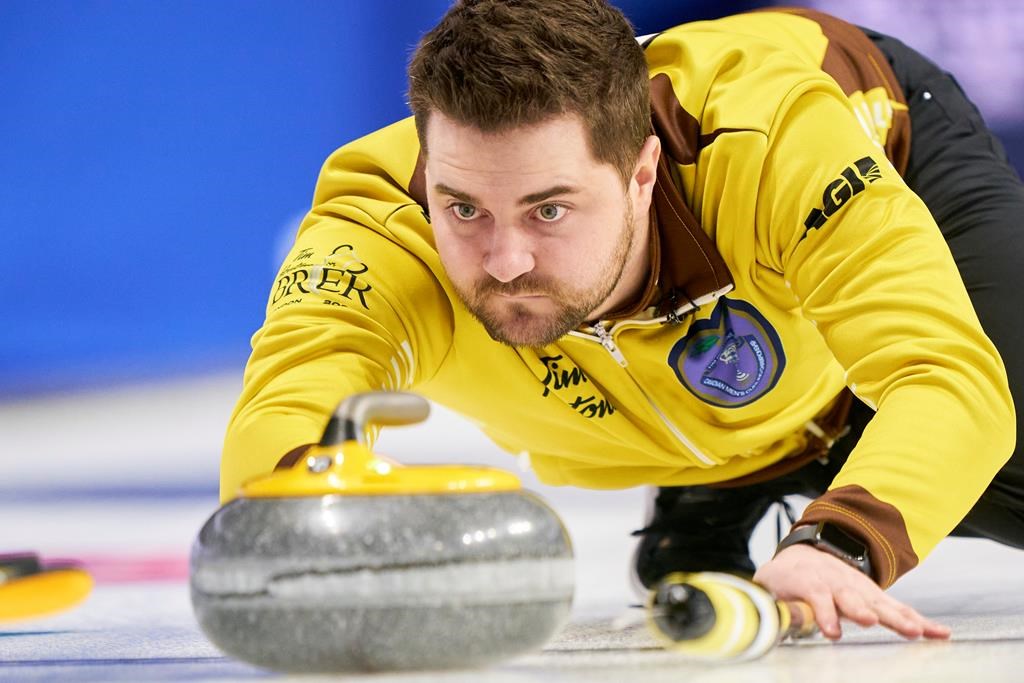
631, 135, 661, 206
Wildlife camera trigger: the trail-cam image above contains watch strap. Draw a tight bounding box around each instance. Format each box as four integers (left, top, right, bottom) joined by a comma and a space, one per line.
776, 521, 872, 577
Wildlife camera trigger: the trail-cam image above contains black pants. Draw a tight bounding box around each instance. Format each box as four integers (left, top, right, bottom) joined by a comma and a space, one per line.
734, 31, 1024, 548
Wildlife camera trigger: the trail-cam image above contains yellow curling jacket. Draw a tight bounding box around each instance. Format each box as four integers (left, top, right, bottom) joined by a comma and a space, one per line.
223, 9, 1014, 587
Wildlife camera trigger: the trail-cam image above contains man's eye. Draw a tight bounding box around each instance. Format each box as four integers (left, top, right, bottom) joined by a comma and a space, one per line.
536, 204, 567, 222
451, 203, 478, 220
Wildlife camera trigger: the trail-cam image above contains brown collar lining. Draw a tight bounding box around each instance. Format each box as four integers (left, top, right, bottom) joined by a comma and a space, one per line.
605, 73, 734, 322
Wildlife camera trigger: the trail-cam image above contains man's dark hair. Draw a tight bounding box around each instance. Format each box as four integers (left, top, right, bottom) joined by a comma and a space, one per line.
408, 0, 650, 185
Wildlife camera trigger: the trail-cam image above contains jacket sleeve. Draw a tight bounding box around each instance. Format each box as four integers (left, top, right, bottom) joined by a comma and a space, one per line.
757, 86, 1015, 586
221, 130, 453, 502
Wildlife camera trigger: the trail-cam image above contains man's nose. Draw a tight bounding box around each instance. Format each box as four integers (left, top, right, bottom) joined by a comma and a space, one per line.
482, 225, 535, 283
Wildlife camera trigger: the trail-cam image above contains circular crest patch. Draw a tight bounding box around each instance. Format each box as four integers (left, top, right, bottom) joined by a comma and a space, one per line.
667, 298, 785, 408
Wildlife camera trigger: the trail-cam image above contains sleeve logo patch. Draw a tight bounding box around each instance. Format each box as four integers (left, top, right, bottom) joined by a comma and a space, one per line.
271, 244, 373, 311
667, 298, 785, 408
801, 156, 882, 239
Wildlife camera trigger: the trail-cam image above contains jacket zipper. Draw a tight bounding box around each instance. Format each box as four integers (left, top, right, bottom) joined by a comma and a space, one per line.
591, 322, 716, 466
593, 321, 628, 366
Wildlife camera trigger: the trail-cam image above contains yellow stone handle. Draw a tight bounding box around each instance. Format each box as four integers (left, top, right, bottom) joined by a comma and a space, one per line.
319, 391, 431, 446
240, 391, 523, 497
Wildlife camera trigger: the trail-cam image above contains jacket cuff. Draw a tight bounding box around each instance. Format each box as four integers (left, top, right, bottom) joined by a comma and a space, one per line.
795, 484, 919, 588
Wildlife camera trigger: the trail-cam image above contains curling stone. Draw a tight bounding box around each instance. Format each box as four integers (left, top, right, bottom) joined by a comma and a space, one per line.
646, 571, 816, 661
190, 391, 574, 673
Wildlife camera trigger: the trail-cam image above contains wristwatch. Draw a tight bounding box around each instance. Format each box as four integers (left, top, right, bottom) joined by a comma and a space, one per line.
775, 521, 873, 577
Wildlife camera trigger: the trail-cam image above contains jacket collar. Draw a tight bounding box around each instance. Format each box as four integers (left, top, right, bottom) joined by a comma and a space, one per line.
606, 73, 734, 322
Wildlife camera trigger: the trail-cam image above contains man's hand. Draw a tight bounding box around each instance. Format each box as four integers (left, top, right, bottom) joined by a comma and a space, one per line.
753, 544, 951, 641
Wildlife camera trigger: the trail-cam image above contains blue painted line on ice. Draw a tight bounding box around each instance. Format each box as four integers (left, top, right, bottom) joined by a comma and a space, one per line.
0, 657, 272, 679
0, 355, 244, 402
0, 486, 218, 502
0, 657, 231, 666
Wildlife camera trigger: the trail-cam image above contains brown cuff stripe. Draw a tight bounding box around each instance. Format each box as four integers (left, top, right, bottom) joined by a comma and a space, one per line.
797, 484, 919, 588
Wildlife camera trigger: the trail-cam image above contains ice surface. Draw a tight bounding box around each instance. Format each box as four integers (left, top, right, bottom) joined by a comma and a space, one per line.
2, 375, 1023, 681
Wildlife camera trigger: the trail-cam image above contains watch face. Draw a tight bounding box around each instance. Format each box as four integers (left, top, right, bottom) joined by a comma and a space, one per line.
819, 523, 867, 560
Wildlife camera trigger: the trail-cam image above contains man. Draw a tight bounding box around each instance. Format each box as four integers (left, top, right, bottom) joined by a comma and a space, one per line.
223, 0, 1023, 641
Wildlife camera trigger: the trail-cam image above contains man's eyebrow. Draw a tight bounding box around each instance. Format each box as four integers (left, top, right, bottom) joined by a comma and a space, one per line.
432, 183, 581, 206
517, 185, 580, 206
434, 184, 479, 204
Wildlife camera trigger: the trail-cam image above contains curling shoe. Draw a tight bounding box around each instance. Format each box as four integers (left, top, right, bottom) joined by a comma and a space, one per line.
631, 485, 776, 589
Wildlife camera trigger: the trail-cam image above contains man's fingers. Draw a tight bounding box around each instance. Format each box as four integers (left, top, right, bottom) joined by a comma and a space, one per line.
806, 581, 949, 641
921, 619, 952, 640
877, 609, 924, 639
833, 587, 879, 627
886, 600, 951, 640
803, 588, 842, 640
869, 597, 949, 640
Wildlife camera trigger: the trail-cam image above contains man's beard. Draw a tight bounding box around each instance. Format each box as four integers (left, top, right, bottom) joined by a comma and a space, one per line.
452, 201, 637, 347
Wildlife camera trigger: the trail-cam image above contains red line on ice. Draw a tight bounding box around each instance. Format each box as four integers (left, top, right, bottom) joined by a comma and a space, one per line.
51, 554, 190, 583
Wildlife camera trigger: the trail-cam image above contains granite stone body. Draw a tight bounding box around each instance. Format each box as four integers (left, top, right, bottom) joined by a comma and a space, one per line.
190, 491, 574, 672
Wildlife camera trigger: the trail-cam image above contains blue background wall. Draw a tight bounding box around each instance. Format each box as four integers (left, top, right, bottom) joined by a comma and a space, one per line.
1, 1, 448, 395
1, 1, 1017, 397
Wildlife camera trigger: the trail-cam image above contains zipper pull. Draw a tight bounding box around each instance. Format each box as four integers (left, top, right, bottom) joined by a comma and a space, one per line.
593, 322, 628, 367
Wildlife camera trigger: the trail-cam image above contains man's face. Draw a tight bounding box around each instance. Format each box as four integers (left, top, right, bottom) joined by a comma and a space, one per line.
424, 112, 648, 347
